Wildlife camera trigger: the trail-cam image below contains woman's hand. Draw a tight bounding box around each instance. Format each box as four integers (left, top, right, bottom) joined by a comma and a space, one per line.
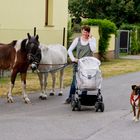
89, 34, 93, 38
73, 58, 79, 63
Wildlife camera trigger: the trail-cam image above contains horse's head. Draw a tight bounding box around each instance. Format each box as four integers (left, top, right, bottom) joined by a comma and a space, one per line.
25, 33, 41, 71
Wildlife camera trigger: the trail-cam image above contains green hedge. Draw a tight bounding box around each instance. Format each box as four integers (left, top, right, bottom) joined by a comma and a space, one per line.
82, 19, 117, 61
67, 20, 74, 48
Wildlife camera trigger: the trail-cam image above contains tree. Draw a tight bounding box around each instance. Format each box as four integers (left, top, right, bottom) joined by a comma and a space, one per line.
132, 0, 140, 23
68, 0, 140, 28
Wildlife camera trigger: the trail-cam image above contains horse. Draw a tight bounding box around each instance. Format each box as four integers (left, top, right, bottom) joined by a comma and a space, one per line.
0, 33, 41, 103
36, 44, 67, 99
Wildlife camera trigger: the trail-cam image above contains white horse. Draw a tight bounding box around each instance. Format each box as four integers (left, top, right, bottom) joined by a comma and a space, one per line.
36, 44, 67, 99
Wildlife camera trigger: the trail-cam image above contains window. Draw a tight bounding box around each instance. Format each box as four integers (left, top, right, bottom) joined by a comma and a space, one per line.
45, 0, 48, 25
45, 0, 53, 26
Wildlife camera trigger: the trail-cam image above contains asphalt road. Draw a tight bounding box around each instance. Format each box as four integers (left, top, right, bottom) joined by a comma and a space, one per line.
0, 72, 140, 140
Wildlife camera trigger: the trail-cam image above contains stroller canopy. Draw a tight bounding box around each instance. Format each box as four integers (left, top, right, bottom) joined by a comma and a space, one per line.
78, 56, 101, 70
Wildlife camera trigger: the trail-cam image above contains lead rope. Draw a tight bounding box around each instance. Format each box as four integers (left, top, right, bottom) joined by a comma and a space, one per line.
36, 63, 71, 73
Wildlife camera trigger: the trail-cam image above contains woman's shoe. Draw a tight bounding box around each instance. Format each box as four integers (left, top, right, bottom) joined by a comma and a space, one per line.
64, 98, 71, 104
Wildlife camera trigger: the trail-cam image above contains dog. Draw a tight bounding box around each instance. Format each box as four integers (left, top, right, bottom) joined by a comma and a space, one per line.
130, 85, 140, 122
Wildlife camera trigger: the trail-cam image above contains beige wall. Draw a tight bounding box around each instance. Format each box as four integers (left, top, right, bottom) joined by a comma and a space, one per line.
108, 34, 115, 51
90, 26, 99, 52
0, 0, 68, 46
91, 26, 115, 52
0, 0, 45, 29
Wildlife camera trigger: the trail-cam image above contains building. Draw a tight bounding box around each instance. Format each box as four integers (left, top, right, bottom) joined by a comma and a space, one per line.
0, 0, 68, 46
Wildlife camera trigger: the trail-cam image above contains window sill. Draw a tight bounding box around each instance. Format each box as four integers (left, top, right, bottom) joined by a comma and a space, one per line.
44, 25, 54, 27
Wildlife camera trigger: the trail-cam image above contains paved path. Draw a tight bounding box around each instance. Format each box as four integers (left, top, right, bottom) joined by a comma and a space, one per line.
120, 55, 140, 60
0, 71, 140, 140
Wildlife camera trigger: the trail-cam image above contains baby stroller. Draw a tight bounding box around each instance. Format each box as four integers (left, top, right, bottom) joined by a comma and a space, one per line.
71, 56, 104, 112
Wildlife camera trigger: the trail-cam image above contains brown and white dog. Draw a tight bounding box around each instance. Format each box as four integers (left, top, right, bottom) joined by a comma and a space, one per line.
130, 85, 140, 122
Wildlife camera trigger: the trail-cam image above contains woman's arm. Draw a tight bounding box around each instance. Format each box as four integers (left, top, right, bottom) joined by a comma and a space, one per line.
89, 37, 96, 52
68, 37, 78, 62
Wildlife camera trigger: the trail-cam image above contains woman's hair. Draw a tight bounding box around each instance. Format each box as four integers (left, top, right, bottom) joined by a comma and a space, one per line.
81, 25, 90, 33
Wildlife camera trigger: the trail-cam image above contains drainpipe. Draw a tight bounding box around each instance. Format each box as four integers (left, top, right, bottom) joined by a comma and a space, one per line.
63, 27, 65, 46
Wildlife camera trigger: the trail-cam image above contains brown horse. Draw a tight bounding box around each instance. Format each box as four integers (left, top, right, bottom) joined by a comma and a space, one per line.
0, 33, 41, 103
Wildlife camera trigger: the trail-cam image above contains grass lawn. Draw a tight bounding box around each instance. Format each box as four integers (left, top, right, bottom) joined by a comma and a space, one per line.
0, 58, 140, 97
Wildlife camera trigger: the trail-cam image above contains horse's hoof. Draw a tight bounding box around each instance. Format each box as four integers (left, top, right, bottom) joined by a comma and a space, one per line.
24, 100, 31, 104
50, 93, 55, 96
39, 95, 47, 100
24, 97, 31, 104
7, 97, 14, 103
58, 93, 63, 96
39, 96, 42, 99
132, 117, 136, 121
135, 118, 139, 122
7, 99, 14, 103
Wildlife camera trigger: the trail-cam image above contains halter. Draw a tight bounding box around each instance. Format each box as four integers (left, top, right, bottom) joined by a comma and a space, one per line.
29, 50, 41, 71
25, 33, 41, 71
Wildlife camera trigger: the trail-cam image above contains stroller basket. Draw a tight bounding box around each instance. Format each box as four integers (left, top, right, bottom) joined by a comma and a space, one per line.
79, 94, 98, 106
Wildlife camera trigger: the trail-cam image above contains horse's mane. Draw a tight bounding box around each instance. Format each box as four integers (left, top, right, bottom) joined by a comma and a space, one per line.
9, 40, 17, 47
20, 39, 27, 51
0, 40, 17, 47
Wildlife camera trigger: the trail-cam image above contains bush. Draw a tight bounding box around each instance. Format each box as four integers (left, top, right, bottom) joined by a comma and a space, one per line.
67, 20, 74, 48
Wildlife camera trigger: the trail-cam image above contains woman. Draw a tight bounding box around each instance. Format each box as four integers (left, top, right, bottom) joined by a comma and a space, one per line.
65, 25, 97, 104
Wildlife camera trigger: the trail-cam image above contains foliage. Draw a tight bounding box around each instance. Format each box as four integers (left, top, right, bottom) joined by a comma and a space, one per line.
82, 19, 117, 61
137, 28, 140, 40
130, 31, 139, 54
67, 20, 74, 48
68, 0, 140, 28
120, 23, 137, 31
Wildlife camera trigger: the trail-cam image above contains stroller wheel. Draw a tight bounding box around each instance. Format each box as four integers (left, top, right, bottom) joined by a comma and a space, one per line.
71, 99, 76, 111
100, 96, 103, 102
72, 106, 75, 111
100, 102, 105, 112
77, 100, 81, 111
71, 99, 81, 111
95, 102, 99, 112
97, 94, 103, 102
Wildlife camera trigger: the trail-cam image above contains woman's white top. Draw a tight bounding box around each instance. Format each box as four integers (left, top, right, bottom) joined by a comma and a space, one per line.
68, 37, 96, 62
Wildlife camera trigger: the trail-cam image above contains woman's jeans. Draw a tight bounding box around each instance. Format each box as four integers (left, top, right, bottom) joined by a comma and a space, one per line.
68, 63, 87, 99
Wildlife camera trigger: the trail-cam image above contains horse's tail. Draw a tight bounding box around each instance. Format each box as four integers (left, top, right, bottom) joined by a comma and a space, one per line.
10, 40, 17, 47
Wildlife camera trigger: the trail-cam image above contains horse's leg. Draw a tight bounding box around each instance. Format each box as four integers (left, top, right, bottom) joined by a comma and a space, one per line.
7, 70, 17, 103
37, 72, 48, 100
50, 72, 56, 96
21, 73, 31, 104
58, 69, 64, 96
